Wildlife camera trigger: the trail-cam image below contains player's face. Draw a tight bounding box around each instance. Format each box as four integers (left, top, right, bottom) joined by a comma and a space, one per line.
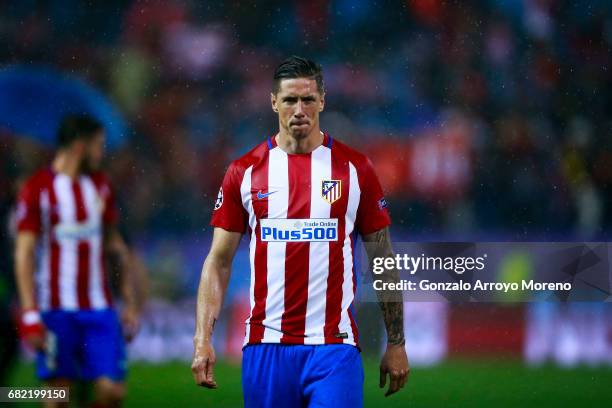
271, 78, 324, 139
82, 130, 106, 172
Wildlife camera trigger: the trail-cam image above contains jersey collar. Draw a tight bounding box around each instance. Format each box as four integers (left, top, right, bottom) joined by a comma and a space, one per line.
267, 131, 332, 150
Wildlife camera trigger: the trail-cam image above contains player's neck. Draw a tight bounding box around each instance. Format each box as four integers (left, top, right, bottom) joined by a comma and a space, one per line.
276, 128, 323, 154
52, 152, 81, 179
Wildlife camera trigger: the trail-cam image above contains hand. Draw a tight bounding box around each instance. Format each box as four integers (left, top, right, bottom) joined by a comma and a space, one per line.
19, 309, 46, 351
192, 341, 217, 388
121, 305, 140, 342
379, 342, 410, 397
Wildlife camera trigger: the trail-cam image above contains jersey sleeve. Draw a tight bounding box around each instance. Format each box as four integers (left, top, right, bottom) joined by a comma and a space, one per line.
16, 176, 42, 234
355, 158, 391, 235
210, 162, 248, 233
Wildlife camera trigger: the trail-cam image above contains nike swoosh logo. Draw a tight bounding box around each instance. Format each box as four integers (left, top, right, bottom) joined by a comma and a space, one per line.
256, 190, 277, 200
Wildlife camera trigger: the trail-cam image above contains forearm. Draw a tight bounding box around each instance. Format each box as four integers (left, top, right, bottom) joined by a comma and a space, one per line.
105, 228, 138, 310
14, 236, 37, 309
117, 248, 137, 310
374, 258, 405, 345
194, 256, 231, 345
377, 291, 405, 345
363, 228, 405, 345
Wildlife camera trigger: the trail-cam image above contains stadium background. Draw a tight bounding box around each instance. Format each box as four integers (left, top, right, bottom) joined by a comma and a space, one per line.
0, 1, 611, 406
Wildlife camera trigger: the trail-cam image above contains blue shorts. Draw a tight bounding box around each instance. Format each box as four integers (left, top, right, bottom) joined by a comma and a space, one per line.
242, 344, 363, 408
36, 309, 126, 382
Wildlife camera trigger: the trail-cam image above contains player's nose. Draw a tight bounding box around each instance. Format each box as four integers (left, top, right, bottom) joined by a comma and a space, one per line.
294, 101, 305, 117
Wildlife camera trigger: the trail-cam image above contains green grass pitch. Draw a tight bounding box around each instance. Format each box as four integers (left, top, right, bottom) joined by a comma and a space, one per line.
6, 358, 612, 407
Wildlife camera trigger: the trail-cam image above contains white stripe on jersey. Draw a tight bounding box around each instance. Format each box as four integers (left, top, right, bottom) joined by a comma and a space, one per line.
262, 147, 288, 343
55, 174, 78, 310
340, 162, 361, 344
38, 190, 51, 310
304, 146, 331, 344
81, 177, 107, 309
240, 165, 255, 342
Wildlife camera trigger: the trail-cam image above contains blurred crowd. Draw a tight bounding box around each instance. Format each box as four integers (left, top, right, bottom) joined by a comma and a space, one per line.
1, 0, 611, 240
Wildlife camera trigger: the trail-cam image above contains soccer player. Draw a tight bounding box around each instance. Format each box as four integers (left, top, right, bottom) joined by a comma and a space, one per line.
14, 115, 139, 408
192, 56, 409, 407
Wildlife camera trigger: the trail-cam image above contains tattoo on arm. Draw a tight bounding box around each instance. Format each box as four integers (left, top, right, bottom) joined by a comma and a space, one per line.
363, 227, 405, 345
380, 302, 405, 345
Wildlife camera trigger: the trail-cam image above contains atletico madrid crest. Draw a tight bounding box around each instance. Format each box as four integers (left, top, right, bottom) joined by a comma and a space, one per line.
321, 179, 341, 204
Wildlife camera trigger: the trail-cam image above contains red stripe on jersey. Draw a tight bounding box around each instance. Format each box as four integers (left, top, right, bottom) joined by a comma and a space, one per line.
249, 156, 269, 343
324, 151, 349, 343
47, 174, 61, 309
280, 154, 312, 343
349, 233, 360, 346
73, 180, 91, 309
50, 242, 60, 308
77, 242, 91, 308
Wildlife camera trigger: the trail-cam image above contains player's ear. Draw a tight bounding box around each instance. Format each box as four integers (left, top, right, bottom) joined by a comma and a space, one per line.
319, 92, 325, 112
271, 93, 278, 113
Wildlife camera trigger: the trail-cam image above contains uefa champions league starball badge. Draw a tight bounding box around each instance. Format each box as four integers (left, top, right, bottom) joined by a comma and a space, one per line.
214, 187, 223, 210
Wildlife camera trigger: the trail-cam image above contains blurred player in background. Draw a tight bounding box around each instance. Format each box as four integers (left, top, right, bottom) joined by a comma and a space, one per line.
0, 187, 18, 386
14, 115, 140, 407
192, 56, 409, 407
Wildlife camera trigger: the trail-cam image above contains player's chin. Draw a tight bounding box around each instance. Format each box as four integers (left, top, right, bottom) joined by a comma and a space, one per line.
289, 124, 311, 138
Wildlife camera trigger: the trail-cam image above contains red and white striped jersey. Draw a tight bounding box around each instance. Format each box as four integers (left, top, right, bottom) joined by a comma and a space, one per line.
211, 133, 391, 347
16, 168, 118, 311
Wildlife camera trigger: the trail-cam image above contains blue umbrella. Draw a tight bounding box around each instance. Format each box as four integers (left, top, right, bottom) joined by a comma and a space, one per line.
0, 65, 127, 149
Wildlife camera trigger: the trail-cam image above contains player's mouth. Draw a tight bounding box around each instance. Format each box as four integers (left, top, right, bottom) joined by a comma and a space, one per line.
290, 120, 309, 127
